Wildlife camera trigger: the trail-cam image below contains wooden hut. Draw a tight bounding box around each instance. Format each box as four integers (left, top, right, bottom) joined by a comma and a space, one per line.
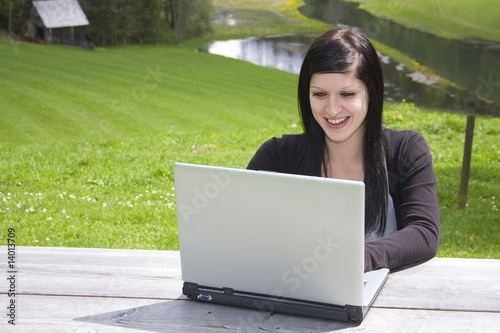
27, 0, 90, 48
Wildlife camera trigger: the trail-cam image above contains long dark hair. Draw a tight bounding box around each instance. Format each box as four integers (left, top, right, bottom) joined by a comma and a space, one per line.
298, 28, 388, 236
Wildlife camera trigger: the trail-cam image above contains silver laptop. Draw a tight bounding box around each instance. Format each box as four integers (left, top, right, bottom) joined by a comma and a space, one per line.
173, 162, 388, 322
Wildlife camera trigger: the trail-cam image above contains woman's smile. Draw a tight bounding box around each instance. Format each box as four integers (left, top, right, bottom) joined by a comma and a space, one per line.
326, 116, 350, 127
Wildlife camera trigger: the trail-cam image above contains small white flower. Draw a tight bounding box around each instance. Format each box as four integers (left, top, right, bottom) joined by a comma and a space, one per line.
103, 203, 107, 207
46, 238, 50, 241
62, 210, 66, 214
35, 240, 38, 243
43, 208, 47, 213
47, 217, 52, 220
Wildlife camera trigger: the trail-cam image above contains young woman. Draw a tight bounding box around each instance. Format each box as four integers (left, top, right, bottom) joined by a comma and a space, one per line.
247, 28, 440, 272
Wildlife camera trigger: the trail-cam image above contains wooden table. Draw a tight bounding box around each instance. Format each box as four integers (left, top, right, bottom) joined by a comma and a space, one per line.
2, 246, 499, 332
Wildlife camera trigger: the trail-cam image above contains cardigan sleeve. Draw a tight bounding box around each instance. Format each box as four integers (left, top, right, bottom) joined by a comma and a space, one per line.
365, 130, 440, 271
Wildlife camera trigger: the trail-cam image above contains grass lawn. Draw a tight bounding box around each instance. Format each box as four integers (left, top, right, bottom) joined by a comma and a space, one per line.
209, 0, 330, 37
348, 0, 500, 43
0, 0, 498, 258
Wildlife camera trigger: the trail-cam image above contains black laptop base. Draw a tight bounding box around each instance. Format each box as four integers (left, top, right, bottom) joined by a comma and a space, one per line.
183, 282, 363, 322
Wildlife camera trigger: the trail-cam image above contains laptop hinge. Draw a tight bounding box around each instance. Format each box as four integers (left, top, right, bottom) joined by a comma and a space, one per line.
345, 304, 363, 322
182, 282, 200, 299
223, 287, 234, 295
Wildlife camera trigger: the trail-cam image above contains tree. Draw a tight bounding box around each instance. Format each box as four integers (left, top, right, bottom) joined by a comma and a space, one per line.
166, 0, 212, 44
135, 0, 162, 44
0, 0, 31, 35
1, 0, 212, 46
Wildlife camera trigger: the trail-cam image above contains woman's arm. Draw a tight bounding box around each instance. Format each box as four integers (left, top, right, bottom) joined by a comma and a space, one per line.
365, 130, 440, 271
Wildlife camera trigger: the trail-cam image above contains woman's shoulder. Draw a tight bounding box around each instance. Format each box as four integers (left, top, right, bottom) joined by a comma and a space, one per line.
269, 133, 307, 147
382, 127, 434, 174
382, 127, 430, 154
255, 133, 308, 155
382, 127, 425, 143
247, 133, 308, 173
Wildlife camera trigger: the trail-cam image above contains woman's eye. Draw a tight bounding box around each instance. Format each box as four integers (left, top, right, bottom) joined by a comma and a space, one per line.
341, 92, 355, 97
312, 92, 326, 98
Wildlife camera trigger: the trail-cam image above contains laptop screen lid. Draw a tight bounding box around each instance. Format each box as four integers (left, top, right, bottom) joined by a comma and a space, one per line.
174, 162, 365, 307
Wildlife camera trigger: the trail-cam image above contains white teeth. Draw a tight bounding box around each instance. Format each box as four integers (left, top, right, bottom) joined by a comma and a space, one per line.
327, 117, 348, 125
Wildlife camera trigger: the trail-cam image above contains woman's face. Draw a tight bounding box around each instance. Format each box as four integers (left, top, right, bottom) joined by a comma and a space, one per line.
309, 72, 369, 148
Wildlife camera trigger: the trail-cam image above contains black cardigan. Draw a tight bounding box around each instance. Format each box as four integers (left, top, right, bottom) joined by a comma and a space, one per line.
247, 127, 440, 272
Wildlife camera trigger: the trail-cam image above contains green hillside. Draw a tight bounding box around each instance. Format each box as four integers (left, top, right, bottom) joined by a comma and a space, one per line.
0, 36, 498, 257
350, 0, 500, 42
1, 39, 299, 145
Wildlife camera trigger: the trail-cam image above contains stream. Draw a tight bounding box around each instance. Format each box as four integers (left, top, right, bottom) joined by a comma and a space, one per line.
205, 1, 500, 116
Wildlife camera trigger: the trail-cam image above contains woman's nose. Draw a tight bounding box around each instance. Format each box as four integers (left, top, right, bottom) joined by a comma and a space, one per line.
325, 96, 342, 116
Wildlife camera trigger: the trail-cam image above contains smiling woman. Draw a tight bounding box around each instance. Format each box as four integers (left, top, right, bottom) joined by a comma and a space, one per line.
247, 28, 440, 272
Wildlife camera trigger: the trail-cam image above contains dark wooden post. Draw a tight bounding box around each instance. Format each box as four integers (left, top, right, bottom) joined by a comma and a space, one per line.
458, 115, 476, 209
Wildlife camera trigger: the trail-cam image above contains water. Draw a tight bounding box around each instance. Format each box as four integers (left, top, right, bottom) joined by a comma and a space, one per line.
207, 34, 310, 74
204, 1, 500, 116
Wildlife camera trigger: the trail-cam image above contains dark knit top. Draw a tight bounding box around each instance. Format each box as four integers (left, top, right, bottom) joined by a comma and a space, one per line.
247, 128, 440, 272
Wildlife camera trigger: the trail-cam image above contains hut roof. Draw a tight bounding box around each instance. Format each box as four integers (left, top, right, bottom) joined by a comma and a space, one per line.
32, 0, 89, 29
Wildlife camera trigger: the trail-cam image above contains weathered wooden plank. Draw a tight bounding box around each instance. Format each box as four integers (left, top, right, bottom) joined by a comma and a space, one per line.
16, 268, 184, 300
13, 246, 183, 299
377, 258, 500, 312
7, 247, 500, 313
2, 295, 161, 333
3, 294, 499, 333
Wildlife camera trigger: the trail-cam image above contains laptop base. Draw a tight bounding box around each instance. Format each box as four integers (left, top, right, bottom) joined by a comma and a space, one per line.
183, 282, 363, 322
